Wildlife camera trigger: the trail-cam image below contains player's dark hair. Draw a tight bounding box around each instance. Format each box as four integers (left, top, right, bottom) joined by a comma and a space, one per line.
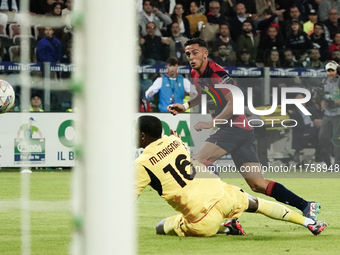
184, 37, 208, 48
138, 116, 162, 138
167, 57, 178, 66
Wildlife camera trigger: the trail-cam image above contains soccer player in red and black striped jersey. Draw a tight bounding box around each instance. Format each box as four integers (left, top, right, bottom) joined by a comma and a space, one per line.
168, 37, 321, 220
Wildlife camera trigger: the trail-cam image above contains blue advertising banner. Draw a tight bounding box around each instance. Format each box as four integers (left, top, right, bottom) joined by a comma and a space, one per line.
138, 65, 326, 77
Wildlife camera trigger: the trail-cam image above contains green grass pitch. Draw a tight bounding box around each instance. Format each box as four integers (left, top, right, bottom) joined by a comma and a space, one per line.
138, 177, 340, 255
1, 172, 340, 254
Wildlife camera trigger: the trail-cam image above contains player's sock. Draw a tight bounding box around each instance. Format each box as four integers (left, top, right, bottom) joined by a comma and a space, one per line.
265, 181, 308, 211
202, 161, 220, 177
256, 197, 309, 227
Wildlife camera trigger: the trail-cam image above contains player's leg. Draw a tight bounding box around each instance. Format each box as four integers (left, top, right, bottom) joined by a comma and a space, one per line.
233, 133, 321, 219
244, 193, 327, 236
156, 219, 166, 235
194, 141, 228, 163
156, 215, 183, 236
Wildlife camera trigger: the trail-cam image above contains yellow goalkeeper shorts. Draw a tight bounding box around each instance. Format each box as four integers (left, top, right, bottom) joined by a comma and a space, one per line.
164, 183, 248, 237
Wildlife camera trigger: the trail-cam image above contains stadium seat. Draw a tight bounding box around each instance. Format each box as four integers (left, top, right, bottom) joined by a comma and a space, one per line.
0, 24, 6, 36
9, 24, 20, 39
13, 35, 35, 45
34, 25, 44, 41
13, 35, 37, 48
8, 45, 20, 62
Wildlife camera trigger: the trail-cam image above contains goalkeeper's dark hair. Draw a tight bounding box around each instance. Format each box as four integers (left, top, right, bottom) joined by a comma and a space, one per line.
184, 37, 208, 49
138, 115, 162, 138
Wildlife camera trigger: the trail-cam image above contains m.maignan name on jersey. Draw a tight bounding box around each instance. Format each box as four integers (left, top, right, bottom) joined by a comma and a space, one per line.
149, 140, 181, 165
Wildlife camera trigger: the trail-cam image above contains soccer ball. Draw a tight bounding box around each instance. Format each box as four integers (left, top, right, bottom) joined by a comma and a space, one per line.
0, 80, 15, 113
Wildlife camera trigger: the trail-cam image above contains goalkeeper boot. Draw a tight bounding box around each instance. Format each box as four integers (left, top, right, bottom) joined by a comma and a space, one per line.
224, 218, 246, 235
307, 221, 327, 236
303, 201, 321, 220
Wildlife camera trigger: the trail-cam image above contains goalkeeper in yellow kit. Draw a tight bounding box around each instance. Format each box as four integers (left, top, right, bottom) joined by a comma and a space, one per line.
135, 116, 327, 237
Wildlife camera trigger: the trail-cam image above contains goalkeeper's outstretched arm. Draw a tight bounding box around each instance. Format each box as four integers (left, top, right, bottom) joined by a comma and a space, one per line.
167, 93, 202, 115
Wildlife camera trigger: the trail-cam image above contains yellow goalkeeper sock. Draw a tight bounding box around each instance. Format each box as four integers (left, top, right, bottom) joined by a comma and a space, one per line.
256, 198, 314, 227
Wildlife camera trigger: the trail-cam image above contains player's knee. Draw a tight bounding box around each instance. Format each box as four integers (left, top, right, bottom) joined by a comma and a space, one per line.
156, 218, 166, 235
248, 180, 268, 194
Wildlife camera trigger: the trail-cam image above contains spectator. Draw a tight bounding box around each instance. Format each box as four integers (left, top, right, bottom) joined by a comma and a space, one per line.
45, 2, 64, 40
145, 57, 192, 112
140, 22, 170, 65
186, 1, 208, 37
152, 0, 176, 16
256, 0, 276, 20
37, 27, 62, 63
282, 49, 303, 67
319, 61, 340, 167
288, 5, 303, 21
138, 0, 172, 37
60, 40, 72, 64
30, 93, 44, 112
237, 0, 258, 17
328, 32, 340, 56
310, 23, 330, 62
167, 22, 189, 64
257, 25, 284, 63
207, 1, 227, 25
303, 9, 318, 36
30, 0, 55, 15
280, 5, 303, 38
323, 9, 340, 40
305, 48, 325, 69
62, 0, 73, 18
213, 23, 236, 52
331, 48, 340, 63
290, 94, 324, 165
168, 3, 191, 38
285, 19, 313, 62
61, 27, 73, 61
319, 0, 340, 22
213, 44, 234, 66
265, 49, 281, 67
220, 0, 236, 18
236, 20, 259, 62
45, 2, 62, 16
257, 8, 285, 39
228, 3, 248, 41
0, 0, 22, 27
304, 0, 322, 14
236, 48, 257, 67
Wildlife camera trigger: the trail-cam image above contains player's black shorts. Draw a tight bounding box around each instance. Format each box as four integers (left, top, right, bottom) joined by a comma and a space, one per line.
206, 125, 260, 170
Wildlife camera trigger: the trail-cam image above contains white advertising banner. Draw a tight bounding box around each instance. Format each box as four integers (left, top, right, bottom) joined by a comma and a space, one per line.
0, 113, 233, 167
0, 113, 75, 167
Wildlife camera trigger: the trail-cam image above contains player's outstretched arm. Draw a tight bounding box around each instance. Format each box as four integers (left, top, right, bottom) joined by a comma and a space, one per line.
167, 93, 202, 115
167, 104, 186, 115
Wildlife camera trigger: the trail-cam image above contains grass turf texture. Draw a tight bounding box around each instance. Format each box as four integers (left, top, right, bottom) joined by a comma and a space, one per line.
1, 172, 340, 254
0, 172, 72, 255
138, 177, 340, 255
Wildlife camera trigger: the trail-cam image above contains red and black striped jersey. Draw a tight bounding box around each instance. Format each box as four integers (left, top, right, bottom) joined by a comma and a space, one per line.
191, 61, 251, 130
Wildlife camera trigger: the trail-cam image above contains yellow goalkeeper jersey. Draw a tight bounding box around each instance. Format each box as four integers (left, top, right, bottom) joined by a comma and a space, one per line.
135, 135, 224, 222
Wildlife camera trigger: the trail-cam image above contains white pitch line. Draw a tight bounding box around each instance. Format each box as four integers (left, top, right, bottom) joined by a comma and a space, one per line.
0, 200, 71, 212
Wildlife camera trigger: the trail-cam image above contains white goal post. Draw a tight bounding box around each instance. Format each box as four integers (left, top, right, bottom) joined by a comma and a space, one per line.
72, 0, 136, 254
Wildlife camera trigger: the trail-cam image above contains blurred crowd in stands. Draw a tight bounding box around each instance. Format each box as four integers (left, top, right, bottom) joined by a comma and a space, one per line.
0, 0, 73, 64
137, 0, 340, 68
